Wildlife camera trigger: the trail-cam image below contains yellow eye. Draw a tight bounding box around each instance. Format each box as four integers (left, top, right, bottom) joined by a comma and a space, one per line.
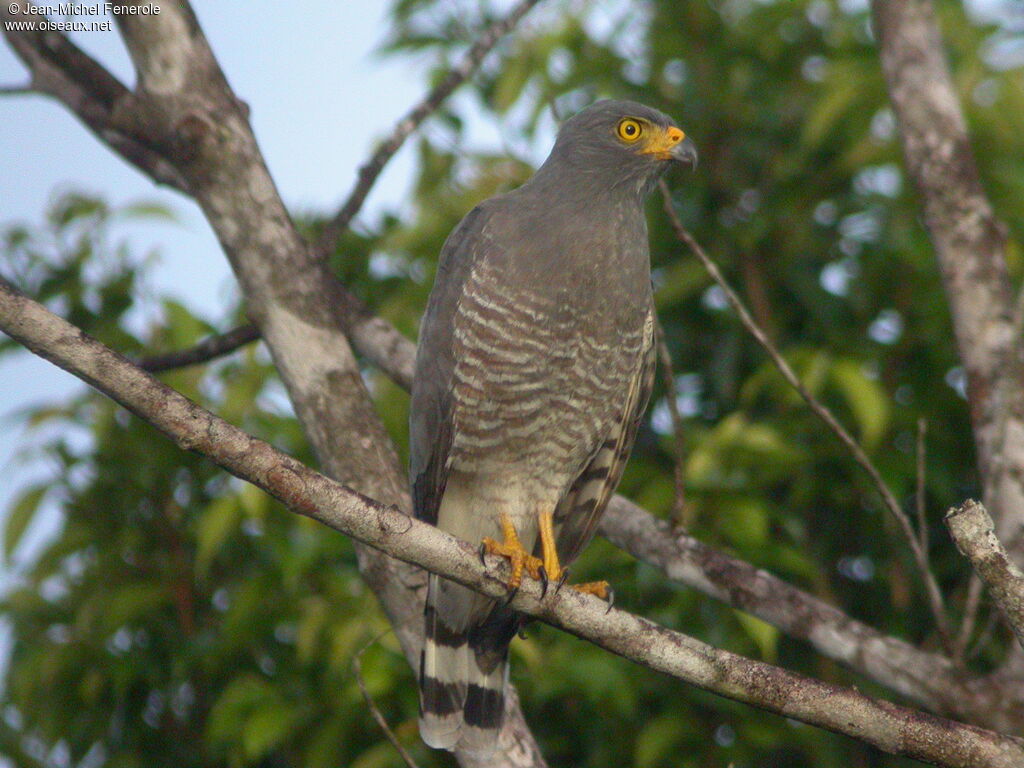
617, 118, 643, 143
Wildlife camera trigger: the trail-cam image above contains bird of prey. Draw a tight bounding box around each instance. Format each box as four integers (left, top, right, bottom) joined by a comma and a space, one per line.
410, 99, 697, 755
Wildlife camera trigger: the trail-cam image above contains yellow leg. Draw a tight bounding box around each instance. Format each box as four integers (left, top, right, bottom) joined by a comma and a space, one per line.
538, 510, 563, 582
481, 514, 543, 590
537, 510, 610, 601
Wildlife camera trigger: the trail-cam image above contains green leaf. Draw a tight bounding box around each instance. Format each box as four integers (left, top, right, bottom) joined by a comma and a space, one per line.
829, 359, 891, 449
305, 716, 346, 768
635, 715, 686, 768
686, 414, 802, 488
4, 485, 46, 561
296, 597, 329, 663
101, 583, 168, 632
196, 496, 240, 576
735, 610, 779, 662
207, 675, 278, 744
117, 201, 177, 222
242, 703, 303, 760
720, 496, 770, 548
51, 193, 105, 226
161, 299, 213, 350
351, 741, 404, 768
238, 484, 270, 520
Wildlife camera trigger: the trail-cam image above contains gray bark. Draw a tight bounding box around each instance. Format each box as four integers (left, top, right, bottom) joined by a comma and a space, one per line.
947, 502, 1024, 651
872, 0, 1024, 558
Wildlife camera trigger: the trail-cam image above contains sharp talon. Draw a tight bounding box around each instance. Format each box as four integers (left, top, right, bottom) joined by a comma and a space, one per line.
605, 586, 615, 615
538, 565, 549, 598
504, 585, 519, 606
555, 568, 570, 595
478, 543, 488, 566
517, 625, 528, 640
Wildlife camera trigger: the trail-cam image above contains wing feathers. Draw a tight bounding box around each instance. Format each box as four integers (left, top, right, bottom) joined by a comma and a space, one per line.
554, 308, 656, 565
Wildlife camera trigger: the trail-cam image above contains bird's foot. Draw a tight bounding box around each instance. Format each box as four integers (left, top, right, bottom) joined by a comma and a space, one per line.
480, 515, 543, 594
572, 580, 612, 603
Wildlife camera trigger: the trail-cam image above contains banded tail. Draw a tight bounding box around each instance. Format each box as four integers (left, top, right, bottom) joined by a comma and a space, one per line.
419, 574, 517, 755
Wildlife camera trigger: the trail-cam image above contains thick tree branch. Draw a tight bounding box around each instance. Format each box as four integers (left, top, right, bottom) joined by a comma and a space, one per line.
658, 181, 955, 654
871, 0, 1024, 561
3, 282, 1023, 768
313, 0, 543, 258
599, 497, 1024, 733
1, 5, 188, 191
947, 501, 1024, 651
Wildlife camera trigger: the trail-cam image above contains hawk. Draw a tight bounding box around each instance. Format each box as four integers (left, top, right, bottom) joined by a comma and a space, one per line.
410, 99, 697, 755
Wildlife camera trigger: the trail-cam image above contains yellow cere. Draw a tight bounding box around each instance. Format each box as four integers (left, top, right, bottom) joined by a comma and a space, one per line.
639, 124, 686, 158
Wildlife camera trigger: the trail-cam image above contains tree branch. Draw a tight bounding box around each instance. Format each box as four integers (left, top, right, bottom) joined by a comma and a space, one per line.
3, 281, 1023, 768
654, 319, 691, 528
353, 637, 423, 768
946, 501, 1024, 651
658, 180, 955, 654
871, 0, 1024, 562
1, 5, 189, 191
137, 322, 260, 372
0, 83, 34, 96
313, 0, 543, 258
132, 295, 415, 387
598, 497, 1024, 733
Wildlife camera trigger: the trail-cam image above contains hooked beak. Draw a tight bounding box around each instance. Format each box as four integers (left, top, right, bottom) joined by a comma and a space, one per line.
671, 136, 698, 169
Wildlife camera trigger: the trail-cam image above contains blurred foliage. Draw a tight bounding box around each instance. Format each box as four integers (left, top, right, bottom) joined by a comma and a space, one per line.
3, 0, 1024, 767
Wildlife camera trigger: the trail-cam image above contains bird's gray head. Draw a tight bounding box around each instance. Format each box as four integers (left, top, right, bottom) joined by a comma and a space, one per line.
538, 100, 698, 197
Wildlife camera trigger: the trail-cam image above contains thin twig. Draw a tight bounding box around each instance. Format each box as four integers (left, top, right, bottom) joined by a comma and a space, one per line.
314, 0, 543, 258
654, 319, 690, 529
352, 634, 422, 768
658, 180, 956, 655
966, 605, 1000, 661
957, 576, 985, 660
137, 323, 260, 372
916, 418, 929, 554
946, 500, 1024, 651
0, 84, 34, 96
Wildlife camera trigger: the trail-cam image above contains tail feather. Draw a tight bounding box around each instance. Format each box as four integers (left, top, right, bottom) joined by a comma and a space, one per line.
418, 575, 516, 756
419, 576, 467, 750
459, 677, 507, 755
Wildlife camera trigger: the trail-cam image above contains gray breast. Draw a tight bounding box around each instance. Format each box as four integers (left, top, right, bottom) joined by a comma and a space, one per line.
447, 256, 647, 487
